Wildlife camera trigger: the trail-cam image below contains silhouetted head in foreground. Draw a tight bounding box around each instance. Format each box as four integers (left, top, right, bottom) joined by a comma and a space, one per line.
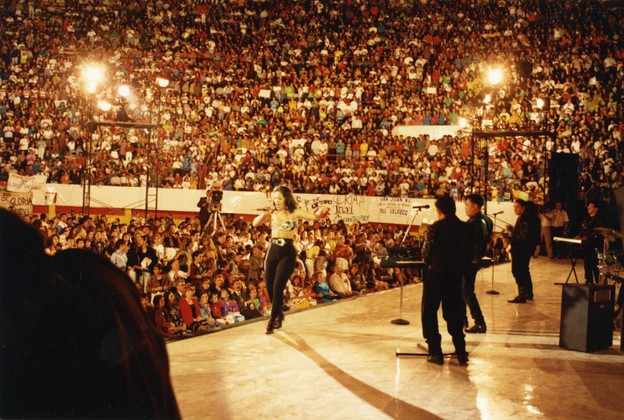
0, 208, 180, 419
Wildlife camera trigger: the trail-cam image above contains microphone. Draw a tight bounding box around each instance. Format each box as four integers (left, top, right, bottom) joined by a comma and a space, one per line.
411, 204, 430, 209
490, 210, 504, 216
254, 207, 270, 211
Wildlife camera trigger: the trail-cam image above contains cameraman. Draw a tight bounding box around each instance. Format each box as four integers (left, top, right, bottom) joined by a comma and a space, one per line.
197, 189, 211, 232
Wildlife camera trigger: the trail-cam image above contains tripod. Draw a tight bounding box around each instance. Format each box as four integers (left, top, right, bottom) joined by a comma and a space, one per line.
205, 207, 226, 236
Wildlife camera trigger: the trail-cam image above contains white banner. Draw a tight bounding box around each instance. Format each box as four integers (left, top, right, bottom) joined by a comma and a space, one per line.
33, 184, 517, 227
7, 173, 48, 193
0, 191, 33, 215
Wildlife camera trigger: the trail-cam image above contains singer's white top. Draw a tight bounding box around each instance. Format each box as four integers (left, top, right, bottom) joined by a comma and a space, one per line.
253, 207, 329, 237
271, 212, 298, 235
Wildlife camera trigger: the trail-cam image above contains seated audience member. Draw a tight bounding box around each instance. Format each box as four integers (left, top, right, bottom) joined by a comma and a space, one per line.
333, 235, 353, 270
110, 239, 129, 270
0, 209, 180, 419
163, 289, 188, 332
209, 292, 231, 325
197, 291, 225, 328
229, 279, 249, 309
389, 267, 408, 288
312, 270, 338, 303
362, 262, 390, 291
240, 298, 263, 320
287, 274, 318, 309
166, 258, 186, 283
349, 264, 368, 294
140, 292, 154, 320
220, 288, 245, 323
372, 260, 393, 287
153, 294, 187, 336
329, 264, 356, 298
146, 263, 170, 297
246, 286, 271, 316
179, 285, 209, 332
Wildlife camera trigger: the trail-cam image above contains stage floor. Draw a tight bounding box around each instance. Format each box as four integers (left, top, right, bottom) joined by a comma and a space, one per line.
167, 258, 623, 420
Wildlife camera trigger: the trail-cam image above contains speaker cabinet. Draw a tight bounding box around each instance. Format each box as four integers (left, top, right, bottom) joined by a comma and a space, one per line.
559, 284, 614, 352
549, 153, 580, 203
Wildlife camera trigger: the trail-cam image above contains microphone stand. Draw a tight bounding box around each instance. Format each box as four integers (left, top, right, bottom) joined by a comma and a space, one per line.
486, 212, 501, 295
391, 208, 423, 326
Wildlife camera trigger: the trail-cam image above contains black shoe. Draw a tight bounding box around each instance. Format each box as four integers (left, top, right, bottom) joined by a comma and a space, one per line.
526, 295, 534, 301
273, 314, 284, 330
465, 324, 487, 334
508, 296, 527, 303
265, 318, 275, 334
426, 355, 444, 365
456, 353, 469, 366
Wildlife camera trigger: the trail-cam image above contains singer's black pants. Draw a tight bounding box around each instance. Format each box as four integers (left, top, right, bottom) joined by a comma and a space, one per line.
264, 241, 296, 319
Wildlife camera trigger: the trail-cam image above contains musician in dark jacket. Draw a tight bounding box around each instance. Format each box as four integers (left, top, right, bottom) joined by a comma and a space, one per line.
577, 200, 604, 284
421, 195, 470, 366
463, 194, 493, 333
507, 199, 539, 303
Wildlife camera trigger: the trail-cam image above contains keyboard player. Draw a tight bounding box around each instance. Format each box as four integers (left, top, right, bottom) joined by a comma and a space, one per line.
577, 200, 604, 284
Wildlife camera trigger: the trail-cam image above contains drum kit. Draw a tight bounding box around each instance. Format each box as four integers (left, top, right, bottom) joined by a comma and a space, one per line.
594, 227, 624, 330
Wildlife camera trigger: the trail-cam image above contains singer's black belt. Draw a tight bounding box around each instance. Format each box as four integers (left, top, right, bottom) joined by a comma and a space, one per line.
270, 238, 293, 246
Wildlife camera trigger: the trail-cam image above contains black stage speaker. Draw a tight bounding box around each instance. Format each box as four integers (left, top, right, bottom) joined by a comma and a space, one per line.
559, 284, 614, 352
549, 153, 580, 203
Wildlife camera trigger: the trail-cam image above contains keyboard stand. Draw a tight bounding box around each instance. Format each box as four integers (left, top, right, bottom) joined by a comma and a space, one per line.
553, 237, 581, 285
557, 252, 580, 285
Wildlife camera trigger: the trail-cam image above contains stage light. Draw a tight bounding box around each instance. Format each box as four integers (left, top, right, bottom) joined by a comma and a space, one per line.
82, 65, 105, 84
487, 67, 503, 86
97, 100, 112, 112
458, 117, 468, 127
117, 84, 131, 99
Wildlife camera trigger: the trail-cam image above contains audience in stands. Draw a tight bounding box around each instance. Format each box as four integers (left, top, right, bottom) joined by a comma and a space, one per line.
0, 0, 622, 207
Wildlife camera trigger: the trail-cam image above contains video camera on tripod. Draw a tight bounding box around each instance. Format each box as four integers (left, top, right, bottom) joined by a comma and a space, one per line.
201, 189, 226, 236
208, 189, 223, 212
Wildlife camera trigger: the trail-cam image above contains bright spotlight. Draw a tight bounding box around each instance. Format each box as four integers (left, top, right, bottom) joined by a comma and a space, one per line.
117, 84, 131, 98
97, 100, 112, 112
85, 81, 98, 94
458, 117, 468, 128
82, 65, 105, 84
156, 77, 170, 88
487, 67, 504, 86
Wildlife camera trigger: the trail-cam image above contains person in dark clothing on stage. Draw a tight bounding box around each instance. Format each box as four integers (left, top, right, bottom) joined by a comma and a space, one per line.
577, 200, 604, 284
463, 194, 493, 333
253, 186, 330, 334
507, 199, 539, 303
421, 195, 470, 365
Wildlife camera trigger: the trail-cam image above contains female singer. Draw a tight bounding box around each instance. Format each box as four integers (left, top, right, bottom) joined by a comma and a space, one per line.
253, 185, 330, 334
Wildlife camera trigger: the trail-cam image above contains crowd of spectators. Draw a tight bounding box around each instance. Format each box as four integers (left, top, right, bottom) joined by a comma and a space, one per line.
0, 0, 622, 206
24, 209, 420, 336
